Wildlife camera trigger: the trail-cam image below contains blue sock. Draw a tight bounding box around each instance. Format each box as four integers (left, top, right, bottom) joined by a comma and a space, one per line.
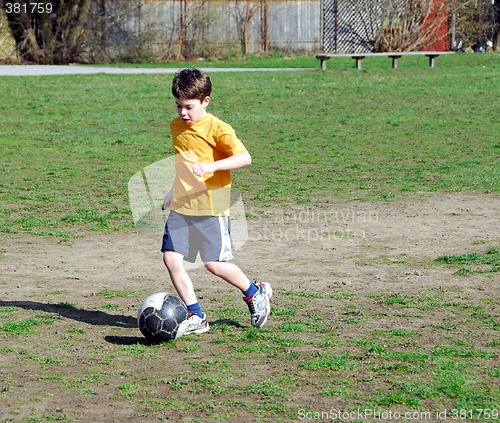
186, 303, 203, 318
243, 282, 259, 298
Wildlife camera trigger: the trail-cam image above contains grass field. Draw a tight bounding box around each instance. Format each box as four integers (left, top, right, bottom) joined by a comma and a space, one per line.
1, 53, 498, 236
0, 53, 499, 422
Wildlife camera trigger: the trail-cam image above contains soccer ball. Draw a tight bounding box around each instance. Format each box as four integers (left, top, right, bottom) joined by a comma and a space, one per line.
137, 292, 188, 342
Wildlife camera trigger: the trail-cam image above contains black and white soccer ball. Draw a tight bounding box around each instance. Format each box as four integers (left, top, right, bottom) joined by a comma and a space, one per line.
137, 292, 188, 342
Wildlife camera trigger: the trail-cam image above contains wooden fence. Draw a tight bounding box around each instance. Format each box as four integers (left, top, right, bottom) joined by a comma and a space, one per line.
84, 0, 322, 61
0, 0, 322, 62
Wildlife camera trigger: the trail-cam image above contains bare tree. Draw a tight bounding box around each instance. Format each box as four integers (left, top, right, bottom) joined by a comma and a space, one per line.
87, 0, 155, 63
260, 0, 268, 53
176, 0, 188, 60
2, 0, 92, 63
234, 0, 260, 55
173, 0, 210, 60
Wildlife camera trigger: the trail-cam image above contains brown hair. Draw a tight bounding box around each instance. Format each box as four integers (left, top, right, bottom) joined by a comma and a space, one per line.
171, 68, 212, 101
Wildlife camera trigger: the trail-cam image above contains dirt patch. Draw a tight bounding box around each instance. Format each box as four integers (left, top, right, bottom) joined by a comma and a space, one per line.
0, 193, 498, 421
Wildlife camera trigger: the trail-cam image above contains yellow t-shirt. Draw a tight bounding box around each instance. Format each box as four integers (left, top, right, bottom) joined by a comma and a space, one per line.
169, 113, 247, 216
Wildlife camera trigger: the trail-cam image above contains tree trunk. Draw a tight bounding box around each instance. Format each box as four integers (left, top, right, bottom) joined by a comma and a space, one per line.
2, 0, 92, 64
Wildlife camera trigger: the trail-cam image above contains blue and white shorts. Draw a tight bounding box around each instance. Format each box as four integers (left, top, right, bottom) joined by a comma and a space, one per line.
161, 211, 233, 263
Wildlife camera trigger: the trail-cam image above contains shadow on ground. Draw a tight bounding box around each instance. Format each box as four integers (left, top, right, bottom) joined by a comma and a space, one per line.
0, 300, 137, 328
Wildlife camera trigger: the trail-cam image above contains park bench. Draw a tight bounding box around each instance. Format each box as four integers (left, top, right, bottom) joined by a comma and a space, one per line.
316, 51, 455, 71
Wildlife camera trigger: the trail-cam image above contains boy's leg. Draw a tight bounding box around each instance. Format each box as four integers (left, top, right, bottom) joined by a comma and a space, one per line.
163, 251, 209, 335
163, 250, 198, 306
162, 212, 209, 335
198, 216, 272, 327
204, 261, 272, 328
203, 261, 251, 291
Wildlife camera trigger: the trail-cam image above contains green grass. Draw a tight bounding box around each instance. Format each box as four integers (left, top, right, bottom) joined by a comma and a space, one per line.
435, 247, 500, 274
0, 317, 41, 335
95, 289, 138, 299
1, 53, 498, 236
0, 310, 60, 335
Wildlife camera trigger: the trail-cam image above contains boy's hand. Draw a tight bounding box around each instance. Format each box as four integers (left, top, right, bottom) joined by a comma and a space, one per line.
193, 162, 217, 177
192, 152, 251, 177
162, 189, 173, 210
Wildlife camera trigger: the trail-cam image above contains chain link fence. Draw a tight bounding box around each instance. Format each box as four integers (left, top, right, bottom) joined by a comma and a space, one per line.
321, 0, 499, 54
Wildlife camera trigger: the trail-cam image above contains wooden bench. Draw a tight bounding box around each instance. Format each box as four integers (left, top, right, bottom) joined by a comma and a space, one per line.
316, 51, 454, 71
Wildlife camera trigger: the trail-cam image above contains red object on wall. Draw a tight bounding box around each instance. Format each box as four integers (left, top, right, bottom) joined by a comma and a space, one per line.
420, 0, 449, 51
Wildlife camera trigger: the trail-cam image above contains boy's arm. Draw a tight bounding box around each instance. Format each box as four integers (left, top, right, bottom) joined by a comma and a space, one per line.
162, 177, 176, 209
193, 151, 252, 177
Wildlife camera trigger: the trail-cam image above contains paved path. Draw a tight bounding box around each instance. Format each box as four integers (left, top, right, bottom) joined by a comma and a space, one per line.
0, 65, 311, 76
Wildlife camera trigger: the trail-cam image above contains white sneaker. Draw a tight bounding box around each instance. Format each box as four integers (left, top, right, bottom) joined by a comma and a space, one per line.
180, 312, 209, 336
243, 282, 273, 328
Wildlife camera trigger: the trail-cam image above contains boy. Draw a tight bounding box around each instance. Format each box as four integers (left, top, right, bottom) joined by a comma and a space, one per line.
162, 68, 272, 336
